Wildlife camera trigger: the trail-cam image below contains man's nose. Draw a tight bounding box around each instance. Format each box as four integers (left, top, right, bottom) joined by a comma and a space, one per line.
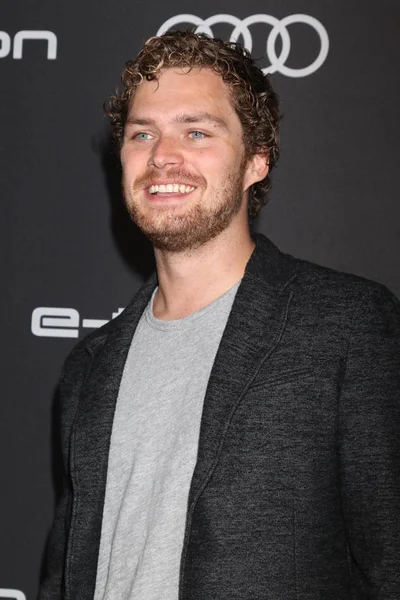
148, 135, 184, 169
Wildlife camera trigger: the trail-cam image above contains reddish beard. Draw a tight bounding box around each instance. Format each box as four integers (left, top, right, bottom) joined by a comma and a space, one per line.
123, 161, 247, 253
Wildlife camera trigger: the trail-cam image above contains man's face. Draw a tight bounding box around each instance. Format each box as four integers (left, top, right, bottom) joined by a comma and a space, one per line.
121, 67, 264, 252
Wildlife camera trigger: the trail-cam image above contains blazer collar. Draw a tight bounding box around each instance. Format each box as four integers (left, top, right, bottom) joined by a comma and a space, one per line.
247, 233, 300, 291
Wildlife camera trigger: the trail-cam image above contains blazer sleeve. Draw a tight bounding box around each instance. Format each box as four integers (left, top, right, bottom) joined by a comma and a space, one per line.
37, 345, 93, 600
338, 283, 400, 598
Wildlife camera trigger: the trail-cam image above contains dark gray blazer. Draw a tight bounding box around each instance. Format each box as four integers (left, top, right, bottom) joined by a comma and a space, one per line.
38, 234, 400, 600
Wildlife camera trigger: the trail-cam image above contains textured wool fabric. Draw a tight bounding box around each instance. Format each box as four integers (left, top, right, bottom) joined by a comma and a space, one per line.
93, 283, 239, 600
38, 234, 400, 600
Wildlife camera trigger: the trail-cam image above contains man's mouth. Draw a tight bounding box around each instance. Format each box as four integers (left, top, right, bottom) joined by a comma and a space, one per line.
148, 183, 196, 195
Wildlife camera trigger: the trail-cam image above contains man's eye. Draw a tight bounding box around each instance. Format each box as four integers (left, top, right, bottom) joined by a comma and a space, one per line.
134, 132, 152, 141
189, 131, 206, 139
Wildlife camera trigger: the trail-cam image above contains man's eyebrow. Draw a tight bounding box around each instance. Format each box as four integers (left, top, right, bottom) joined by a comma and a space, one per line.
125, 113, 229, 130
125, 117, 156, 127
173, 112, 229, 129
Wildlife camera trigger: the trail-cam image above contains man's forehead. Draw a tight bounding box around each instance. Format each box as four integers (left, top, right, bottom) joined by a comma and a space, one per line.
128, 68, 236, 123
133, 66, 231, 98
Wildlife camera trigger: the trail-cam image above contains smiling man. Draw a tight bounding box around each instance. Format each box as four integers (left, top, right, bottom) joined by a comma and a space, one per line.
121, 67, 262, 260
38, 31, 400, 600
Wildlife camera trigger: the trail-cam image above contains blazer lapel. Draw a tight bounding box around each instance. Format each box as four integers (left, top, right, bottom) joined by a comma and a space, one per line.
67, 274, 157, 600
188, 235, 300, 508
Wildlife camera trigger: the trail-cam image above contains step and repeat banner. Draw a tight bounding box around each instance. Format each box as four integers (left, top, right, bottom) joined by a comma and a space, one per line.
2, 1, 400, 598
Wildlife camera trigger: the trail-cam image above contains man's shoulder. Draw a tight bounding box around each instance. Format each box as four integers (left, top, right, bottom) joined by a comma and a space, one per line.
294, 253, 388, 294
282, 249, 399, 329
253, 234, 398, 318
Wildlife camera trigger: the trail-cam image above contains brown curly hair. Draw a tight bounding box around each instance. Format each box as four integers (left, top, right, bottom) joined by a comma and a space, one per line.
105, 30, 280, 218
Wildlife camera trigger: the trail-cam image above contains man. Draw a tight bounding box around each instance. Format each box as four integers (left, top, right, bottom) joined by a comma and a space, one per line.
38, 31, 400, 600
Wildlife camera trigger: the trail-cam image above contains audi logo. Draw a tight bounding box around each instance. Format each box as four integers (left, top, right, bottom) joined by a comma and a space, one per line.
157, 14, 329, 78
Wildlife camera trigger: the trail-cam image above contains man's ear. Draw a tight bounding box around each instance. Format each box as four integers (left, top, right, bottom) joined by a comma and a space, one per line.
243, 151, 269, 190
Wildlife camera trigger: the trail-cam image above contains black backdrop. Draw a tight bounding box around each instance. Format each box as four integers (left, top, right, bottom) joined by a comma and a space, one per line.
2, 1, 400, 598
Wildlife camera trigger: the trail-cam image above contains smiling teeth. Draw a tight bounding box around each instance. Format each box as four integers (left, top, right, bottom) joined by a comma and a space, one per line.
149, 184, 195, 194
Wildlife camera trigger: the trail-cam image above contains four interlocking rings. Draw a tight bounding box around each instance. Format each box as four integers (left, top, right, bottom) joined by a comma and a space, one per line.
157, 14, 329, 78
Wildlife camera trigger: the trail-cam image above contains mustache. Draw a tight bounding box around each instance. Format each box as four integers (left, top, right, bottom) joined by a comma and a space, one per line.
132, 169, 206, 191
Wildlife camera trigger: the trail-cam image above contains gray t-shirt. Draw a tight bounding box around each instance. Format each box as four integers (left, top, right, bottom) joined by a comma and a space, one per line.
94, 281, 241, 600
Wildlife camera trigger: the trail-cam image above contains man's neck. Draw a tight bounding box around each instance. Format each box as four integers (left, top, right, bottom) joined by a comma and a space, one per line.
152, 228, 255, 321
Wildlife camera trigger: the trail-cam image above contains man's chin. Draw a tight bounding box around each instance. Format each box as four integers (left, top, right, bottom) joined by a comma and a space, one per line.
137, 224, 209, 253
133, 214, 236, 253
127, 206, 206, 252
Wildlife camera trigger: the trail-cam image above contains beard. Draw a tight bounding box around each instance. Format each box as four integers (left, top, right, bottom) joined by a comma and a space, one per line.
123, 160, 247, 253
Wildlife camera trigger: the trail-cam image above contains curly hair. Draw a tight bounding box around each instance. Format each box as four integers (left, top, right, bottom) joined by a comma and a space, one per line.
105, 30, 281, 218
